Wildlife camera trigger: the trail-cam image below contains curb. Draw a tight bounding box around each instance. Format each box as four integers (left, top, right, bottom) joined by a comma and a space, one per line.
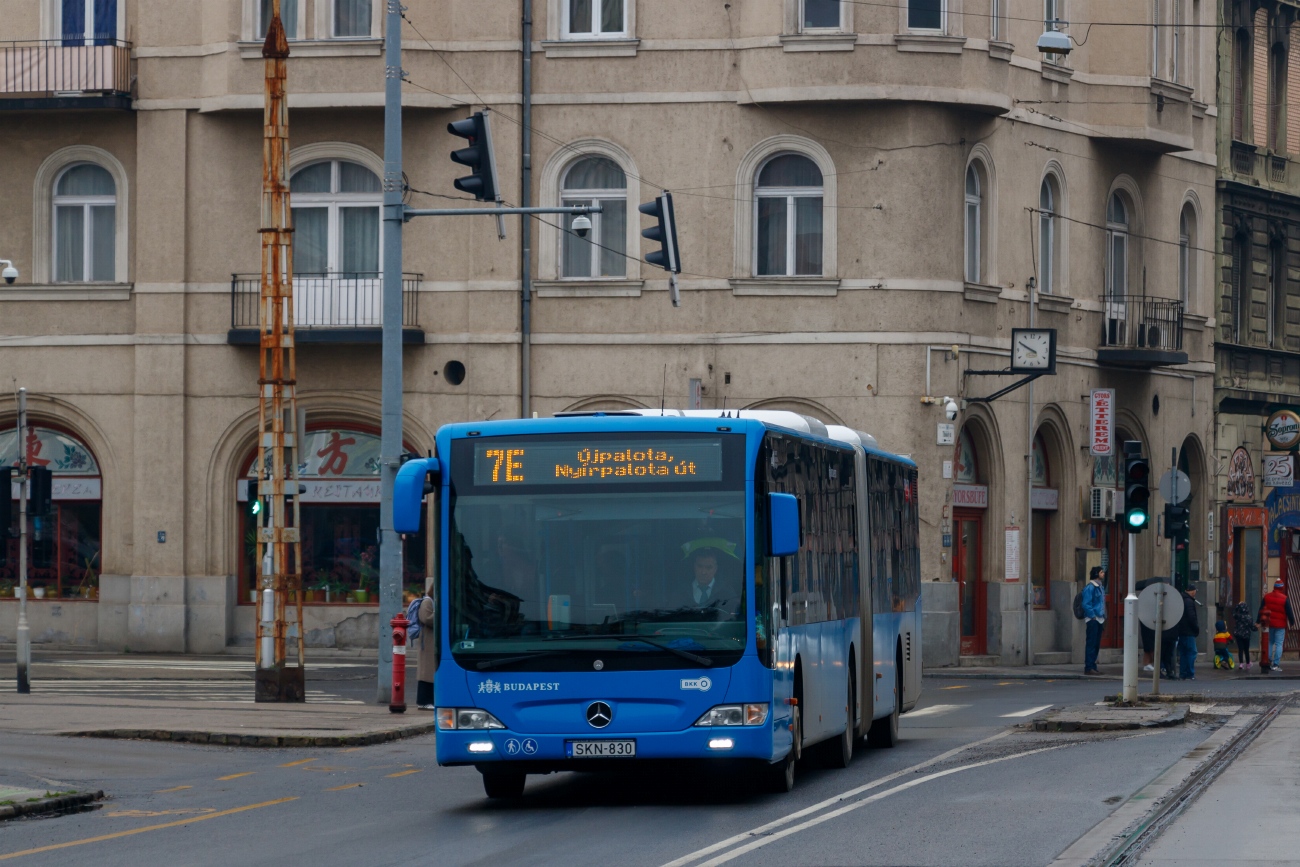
925, 671, 1100, 681
66, 721, 438, 748
0, 791, 103, 821
1032, 705, 1187, 732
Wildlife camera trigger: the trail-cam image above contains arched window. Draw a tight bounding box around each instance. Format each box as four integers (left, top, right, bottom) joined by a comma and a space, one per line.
964, 163, 983, 283
1105, 193, 1129, 298
754, 154, 823, 277
560, 156, 627, 279
290, 160, 381, 275
53, 163, 116, 283
1178, 203, 1196, 308
1039, 175, 1060, 294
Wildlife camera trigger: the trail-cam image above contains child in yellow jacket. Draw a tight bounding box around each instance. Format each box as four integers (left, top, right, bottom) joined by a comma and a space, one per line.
1213, 620, 1235, 670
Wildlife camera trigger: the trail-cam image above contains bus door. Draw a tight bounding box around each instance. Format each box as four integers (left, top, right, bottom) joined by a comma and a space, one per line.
854, 448, 873, 736
953, 509, 984, 656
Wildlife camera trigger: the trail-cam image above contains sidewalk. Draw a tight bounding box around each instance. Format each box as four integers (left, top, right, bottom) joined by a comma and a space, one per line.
1133, 706, 1300, 865
924, 658, 1300, 682
0, 650, 433, 748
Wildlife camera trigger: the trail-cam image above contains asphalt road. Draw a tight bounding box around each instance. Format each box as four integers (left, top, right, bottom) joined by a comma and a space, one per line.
0, 677, 1294, 867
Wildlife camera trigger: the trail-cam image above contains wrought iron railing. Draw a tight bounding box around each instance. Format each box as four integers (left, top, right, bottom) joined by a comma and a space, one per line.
230, 273, 421, 331
1101, 293, 1184, 352
0, 39, 132, 97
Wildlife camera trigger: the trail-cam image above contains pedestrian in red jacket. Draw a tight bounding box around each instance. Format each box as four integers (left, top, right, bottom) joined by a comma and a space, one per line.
1259, 582, 1296, 672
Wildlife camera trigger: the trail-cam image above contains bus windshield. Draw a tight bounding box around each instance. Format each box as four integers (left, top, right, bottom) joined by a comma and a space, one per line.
447, 435, 747, 671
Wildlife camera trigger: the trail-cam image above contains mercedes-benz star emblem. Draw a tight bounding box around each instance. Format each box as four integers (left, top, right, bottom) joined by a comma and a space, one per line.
586, 701, 613, 729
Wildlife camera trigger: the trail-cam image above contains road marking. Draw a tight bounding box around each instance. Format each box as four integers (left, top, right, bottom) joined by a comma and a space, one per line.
106, 809, 216, 819
385, 770, 422, 778
678, 743, 1074, 867
279, 758, 317, 767
154, 786, 192, 793
339, 747, 365, 753
903, 703, 967, 718
325, 783, 364, 791
659, 730, 1012, 867
216, 773, 254, 781
1001, 704, 1054, 718
0, 797, 296, 861
939, 684, 969, 690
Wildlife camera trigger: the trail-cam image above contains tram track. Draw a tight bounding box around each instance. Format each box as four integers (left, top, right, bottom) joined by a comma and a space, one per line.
1093, 694, 1293, 867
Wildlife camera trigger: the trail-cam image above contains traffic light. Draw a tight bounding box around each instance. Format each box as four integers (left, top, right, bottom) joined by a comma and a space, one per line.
447, 111, 500, 202
1123, 441, 1149, 533
245, 491, 263, 526
639, 191, 681, 275
1163, 503, 1190, 539
28, 466, 52, 517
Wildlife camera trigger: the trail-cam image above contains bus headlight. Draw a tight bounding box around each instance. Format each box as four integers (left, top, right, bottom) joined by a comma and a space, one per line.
437, 708, 507, 731
694, 703, 769, 727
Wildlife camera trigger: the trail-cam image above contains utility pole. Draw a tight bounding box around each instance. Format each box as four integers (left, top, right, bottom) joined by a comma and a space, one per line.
254, 0, 305, 702
14, 388, 29, 694
378, 0, 406, 704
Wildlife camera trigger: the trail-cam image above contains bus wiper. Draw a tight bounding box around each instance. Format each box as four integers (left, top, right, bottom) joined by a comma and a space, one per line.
543, 634, 713, 667
475, 650, 565, 671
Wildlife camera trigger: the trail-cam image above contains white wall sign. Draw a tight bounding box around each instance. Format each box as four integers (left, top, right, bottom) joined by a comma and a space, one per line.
1030, 487, 1059, 511
952, 484, 988, 509
10, 478, 102, 501
936, 423, 955, 446
1264, 453, 1294, 489
1089, 389, 1115, 456
1005, 526, 1021, 582
942, 460, 953, 480
239, 479, 383, 504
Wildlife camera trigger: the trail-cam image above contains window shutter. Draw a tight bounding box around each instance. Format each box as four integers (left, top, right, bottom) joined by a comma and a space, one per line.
1255, 8, 1270, 148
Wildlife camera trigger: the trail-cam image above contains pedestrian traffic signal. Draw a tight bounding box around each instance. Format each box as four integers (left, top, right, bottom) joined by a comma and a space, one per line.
245, 493, 263, 526
28, 466, 52, 517
639, 191, 681, 275
1163, 503, 1189, 539
448, 111, 500, 203
1123, 441, 1149, 533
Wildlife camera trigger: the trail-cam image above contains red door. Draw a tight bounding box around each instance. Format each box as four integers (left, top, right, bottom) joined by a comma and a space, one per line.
954, 510, 985, 656
1102, 526, 1125, 649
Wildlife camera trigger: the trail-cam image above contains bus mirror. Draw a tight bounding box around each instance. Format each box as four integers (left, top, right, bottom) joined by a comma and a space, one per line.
768, 492, 801, 557
395, 457, 441, 534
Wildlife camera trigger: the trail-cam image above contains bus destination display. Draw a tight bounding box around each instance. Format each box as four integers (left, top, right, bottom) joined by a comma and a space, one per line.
473, 439, 724, 485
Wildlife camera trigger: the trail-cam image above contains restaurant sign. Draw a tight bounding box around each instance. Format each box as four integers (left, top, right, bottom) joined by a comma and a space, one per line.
952, 484, 988, 509
1266, 409, 1300, 450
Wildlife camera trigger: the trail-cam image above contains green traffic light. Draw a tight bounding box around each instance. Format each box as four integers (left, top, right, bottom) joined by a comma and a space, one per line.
1127, 511, 1147, 528
250, 499, 262, 516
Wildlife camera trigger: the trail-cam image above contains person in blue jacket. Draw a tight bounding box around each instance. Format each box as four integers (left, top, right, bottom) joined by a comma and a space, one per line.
1083, 566, 1107, 675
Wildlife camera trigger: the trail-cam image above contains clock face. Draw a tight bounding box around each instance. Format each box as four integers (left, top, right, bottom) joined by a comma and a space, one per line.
1012, 329, 1055, 371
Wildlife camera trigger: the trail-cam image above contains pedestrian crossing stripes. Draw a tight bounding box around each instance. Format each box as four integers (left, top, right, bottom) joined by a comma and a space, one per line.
0, 679, 363, 704
904, 703, 967, 718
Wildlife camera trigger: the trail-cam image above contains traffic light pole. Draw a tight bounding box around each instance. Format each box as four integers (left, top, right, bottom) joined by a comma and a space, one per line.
14, 388, 28, 695
1123, 536, 1139, 702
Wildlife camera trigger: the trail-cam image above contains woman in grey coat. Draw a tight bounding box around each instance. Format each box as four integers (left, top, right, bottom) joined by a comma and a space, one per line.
415, 589, 437, 709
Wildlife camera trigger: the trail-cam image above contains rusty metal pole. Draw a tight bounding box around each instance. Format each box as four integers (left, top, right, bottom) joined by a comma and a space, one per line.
255, 0, 305, 703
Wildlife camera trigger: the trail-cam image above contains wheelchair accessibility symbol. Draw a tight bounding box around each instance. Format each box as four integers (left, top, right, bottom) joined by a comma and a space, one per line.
522, 738, 539, 755
504, 738, 522, 755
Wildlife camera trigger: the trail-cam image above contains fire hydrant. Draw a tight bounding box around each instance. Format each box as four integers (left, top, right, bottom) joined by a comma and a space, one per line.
390, 610, 408, 714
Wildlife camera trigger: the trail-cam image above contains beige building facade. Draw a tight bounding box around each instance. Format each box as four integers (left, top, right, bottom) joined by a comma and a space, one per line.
0, 0, 1215, 664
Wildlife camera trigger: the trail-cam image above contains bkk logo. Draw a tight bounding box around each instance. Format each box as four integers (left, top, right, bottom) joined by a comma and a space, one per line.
680, 677, 712, 691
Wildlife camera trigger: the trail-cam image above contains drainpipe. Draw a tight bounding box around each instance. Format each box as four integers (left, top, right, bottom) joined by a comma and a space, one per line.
520, 0, 533, 418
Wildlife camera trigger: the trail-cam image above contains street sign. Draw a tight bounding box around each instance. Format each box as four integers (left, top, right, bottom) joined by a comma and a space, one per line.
1158, 469, 1191, 505
1137, 582, 1184, 631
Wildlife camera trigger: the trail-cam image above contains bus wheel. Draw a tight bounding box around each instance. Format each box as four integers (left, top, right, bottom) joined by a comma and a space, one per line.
481, 769, 526, 799
824, 674, 854, 769
867, 662, 900, 748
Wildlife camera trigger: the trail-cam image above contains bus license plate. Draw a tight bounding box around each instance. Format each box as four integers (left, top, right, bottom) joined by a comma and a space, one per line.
566, 740, 636, 758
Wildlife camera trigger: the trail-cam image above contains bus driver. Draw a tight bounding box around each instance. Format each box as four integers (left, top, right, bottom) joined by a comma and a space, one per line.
680, 540, 742, 614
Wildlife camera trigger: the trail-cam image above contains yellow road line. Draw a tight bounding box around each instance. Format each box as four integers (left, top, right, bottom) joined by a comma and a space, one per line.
216, 772, 254, 781
939, 685, 968, 690
154, 785, 192, 794
0, 798, 296, 861
385, 770, 422, 778
339, 747, 365, 753
325, 783, 364, 791
279, 758, 317, 768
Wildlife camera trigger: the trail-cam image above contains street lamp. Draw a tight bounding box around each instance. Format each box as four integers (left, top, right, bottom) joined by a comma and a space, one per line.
1, 260, 18, 284
1037, 21, 1072, 56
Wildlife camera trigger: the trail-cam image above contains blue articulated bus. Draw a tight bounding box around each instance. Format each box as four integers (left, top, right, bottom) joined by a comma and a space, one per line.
394, 410, 921, 798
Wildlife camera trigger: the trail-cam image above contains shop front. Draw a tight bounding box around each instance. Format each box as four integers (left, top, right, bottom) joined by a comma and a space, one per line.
235, 426, 429, 644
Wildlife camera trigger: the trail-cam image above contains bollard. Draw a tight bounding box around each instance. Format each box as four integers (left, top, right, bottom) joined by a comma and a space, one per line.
390, 610, 408, 713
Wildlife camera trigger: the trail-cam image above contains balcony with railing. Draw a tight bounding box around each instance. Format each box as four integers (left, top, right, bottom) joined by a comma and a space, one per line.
227, 273, 423, 345
1098, 294, 1187, 367
0, 39, 132, 110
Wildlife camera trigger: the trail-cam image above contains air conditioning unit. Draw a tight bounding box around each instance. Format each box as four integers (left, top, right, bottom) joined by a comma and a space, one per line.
1088, 487, 1120, 522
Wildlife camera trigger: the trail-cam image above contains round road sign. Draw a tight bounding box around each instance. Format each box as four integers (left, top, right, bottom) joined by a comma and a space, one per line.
1137, 582, 1184, 632
1158, 469, 1191, 505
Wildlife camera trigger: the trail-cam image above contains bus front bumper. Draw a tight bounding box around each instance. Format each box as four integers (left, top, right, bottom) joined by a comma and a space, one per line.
436, 725, 778, 767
